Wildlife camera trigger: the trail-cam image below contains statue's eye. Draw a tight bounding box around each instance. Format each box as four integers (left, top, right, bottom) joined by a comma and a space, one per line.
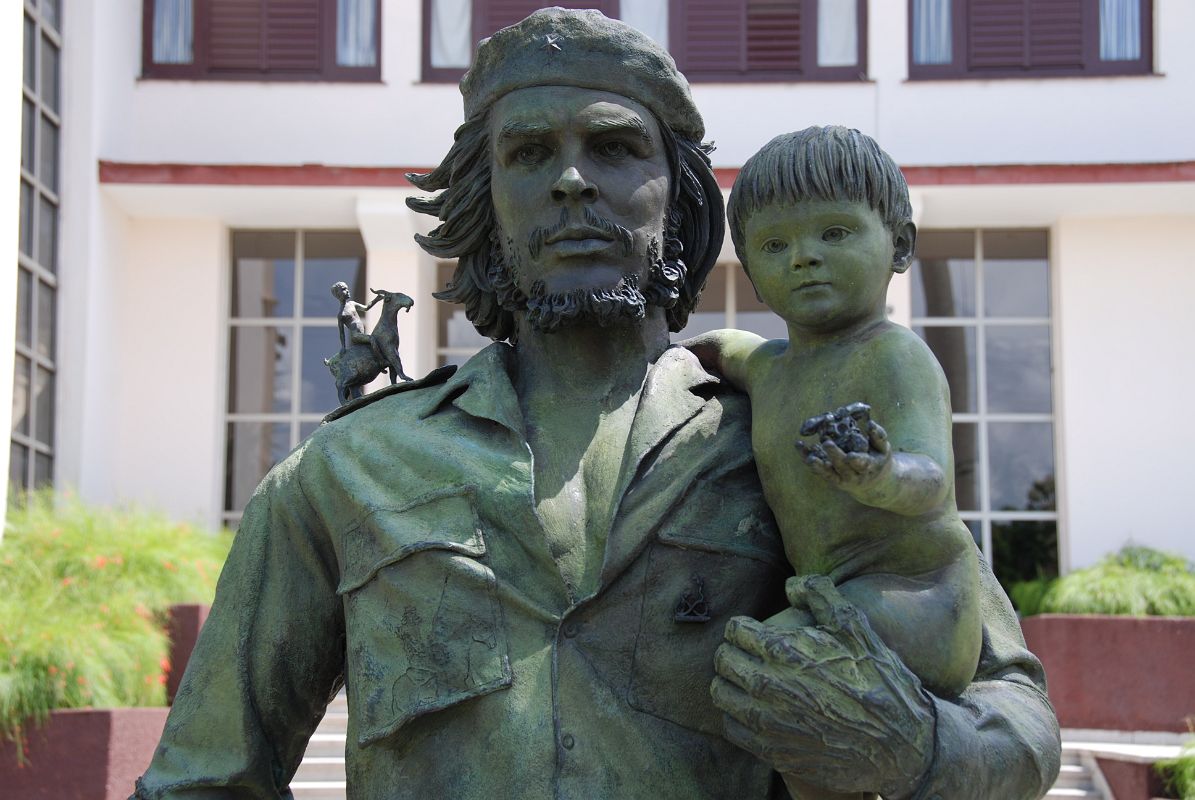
823, 226, 850, 243
514, 144, 549, 165
596, 140, 631, 159
761, 238, 787, 254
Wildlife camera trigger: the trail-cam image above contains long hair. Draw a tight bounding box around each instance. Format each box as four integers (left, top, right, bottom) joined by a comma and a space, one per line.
407, 110, 724, 341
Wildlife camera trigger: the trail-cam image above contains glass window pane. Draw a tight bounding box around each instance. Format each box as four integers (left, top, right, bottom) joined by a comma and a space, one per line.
227, 325, 291, 414
33, 451, 53, 488
674, 263, 728, 339
22, 99, 35, 171
986, 325, 1052, 413
817, 0, 857, 67
336, 0, 378, 67
991, 519, 1058, 590
24, 16, 35, 91
12, 355, 30, 435
17, 268, 32, 348
301, 326, 344, 414
912, 0, 952, 64
152, 0, 194, 64
20, 181, 34, 257
983, 230, 1048, 317
230, 232, 296, 318
988, 422, 1055, 511
910, 257, 976, 318
42, 0, 61, 32
10, 443, 29, 492
429, 0, 473, 68
951, 422, 980, 512
1099, 0, 1140, 61
733, 266, 788, 339
299, 420, 322, 441
34, 365, 54, 446
962, 518, 982, 548
38, 194, 57, 272
41, 35, 59, 113
436, 261, 489, 355
224, 421, 292, 513
37, 281, 56, 360
913, 325, 976, 413
302, 231, 366, 317
40, 114, 58, 192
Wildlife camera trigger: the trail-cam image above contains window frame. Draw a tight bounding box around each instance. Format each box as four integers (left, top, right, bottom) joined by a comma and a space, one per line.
420, 0, 622, 84
141, 0, 382, 82
907, 0, 1153, 81
669, 0, 868, 83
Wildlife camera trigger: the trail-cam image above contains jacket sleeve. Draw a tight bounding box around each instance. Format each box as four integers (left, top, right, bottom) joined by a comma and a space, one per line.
133, 448, 346, 799
909, 557, 1061, 800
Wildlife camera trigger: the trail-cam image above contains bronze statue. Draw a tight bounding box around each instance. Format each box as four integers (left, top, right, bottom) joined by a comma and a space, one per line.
134, 10, 1060, 800
687, 126, 983, 800
325, 283, 414, 404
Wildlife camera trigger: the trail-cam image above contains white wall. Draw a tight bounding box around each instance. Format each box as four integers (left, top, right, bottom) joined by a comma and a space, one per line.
1054, 214, 1195, 569
90, 0, 1195, 171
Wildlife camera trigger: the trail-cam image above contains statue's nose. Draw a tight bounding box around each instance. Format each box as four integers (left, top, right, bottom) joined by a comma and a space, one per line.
551, 167, 598, 202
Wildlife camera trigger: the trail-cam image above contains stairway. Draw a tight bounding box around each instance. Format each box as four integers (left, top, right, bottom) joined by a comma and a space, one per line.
287, 694, 1112, 799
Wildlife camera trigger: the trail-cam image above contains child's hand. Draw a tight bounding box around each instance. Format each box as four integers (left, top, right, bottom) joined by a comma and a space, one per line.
797, 420, 894, 500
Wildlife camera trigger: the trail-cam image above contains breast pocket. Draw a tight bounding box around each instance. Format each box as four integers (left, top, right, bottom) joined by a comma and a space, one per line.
627, 464, 789, 736
336, 488, 512, 747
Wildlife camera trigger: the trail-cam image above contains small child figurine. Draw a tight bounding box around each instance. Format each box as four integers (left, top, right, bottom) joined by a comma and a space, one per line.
688, 128, 981, 796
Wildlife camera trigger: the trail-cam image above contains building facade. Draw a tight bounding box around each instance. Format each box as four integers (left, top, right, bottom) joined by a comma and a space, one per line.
10, 0, 1195, 589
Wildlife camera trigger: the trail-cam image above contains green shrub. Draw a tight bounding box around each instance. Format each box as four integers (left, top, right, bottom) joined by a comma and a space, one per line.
1010, 545, 1195, 617
0, 491, 232, 761
1156, 738, 1195, 800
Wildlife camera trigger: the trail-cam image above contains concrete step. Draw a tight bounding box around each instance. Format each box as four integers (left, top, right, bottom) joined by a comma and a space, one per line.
290, 780, 347, 800
293, 756, 347, 783
1052, 763, 1096, 790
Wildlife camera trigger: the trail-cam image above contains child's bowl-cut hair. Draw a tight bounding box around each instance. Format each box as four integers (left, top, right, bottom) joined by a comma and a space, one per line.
728, 125, 913, 266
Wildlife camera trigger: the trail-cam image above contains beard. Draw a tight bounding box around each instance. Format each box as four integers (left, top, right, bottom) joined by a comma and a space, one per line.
489, 210, 687, 336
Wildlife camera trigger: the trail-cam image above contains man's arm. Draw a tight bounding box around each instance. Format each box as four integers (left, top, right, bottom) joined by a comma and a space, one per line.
712, 563, 1060, 799
133, 448, 345, 799
680, 329, 767, 390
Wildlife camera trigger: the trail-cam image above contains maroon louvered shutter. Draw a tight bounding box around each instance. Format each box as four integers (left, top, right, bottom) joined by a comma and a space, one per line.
207, 0, 322, 75
265, 0, 321, 73
746, 0, 802, 74
673, 0, 746, 75
475, 1, 620, 44
208, 0, 265, 72
967, 0, 1085, 72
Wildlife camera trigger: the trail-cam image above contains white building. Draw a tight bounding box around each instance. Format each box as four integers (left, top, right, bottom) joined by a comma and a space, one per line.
10, 0, 1195, 590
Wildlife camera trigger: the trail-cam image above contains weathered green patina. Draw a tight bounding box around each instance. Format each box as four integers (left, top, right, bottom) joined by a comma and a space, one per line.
133, 10, 1059, 800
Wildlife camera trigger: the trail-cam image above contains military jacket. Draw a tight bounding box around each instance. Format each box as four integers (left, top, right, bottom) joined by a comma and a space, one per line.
134, 344, 1059, 800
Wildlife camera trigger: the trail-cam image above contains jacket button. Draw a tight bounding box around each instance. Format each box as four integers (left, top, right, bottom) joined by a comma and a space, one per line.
562, 733, 575, 750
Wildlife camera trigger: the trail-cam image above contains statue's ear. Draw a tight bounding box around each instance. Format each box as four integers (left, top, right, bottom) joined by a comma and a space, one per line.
892, 221, 917, 274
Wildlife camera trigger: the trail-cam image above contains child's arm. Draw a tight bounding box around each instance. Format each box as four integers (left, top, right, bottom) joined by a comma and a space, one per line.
680, 329, 767, 391
801, 329, 954, 517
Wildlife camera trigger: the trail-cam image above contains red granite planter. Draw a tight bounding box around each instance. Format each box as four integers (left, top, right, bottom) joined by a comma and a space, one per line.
1021, 614, 1195, 732
165, 603, 210, 703
0, 707, 169, 799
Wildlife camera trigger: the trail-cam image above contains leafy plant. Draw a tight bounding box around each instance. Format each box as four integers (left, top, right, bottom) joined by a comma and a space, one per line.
1010, 545, 1195, 617
1156, 736, 1195, 800
0, 491, 232, 761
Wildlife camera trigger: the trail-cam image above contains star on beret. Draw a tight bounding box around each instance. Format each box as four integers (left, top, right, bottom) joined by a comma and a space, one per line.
541, 33, 563, 52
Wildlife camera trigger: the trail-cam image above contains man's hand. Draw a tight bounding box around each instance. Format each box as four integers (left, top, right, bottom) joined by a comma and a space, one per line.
710, 576, 936, 798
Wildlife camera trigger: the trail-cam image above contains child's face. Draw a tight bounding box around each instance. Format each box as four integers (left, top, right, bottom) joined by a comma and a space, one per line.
743, 199, 900, 335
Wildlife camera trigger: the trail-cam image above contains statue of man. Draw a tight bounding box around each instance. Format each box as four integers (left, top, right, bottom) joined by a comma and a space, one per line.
134, 10, 1059, 799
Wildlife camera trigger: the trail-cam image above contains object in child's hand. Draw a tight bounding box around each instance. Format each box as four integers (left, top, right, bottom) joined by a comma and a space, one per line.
799, 402, 873, 456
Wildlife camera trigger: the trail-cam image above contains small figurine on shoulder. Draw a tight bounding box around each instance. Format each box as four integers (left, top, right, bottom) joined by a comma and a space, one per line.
325, 283, 414, 405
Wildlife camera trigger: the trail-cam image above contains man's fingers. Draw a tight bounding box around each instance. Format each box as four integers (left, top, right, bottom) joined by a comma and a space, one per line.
714, 643, 769, 696
788, 575, 869, 640
723, 616, 772, 661
823, 441, 851, 473
868, 420, 890, 454
845, 452, 871, 474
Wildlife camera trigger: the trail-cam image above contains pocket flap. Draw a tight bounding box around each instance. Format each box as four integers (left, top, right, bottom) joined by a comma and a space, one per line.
337, 488, 483, 595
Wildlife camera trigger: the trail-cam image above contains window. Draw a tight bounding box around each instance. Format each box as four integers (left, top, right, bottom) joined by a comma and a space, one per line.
670, 0, 866, 82
909, 230, 1059, 595
909, 0, 1152, 79
422, 0, 865, 83
224, 231, 366, 525
142, 0, 380, 81
13, 0, 62, 495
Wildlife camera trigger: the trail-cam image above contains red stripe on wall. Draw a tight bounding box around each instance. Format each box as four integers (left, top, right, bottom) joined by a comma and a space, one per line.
99, 160, 1195, 189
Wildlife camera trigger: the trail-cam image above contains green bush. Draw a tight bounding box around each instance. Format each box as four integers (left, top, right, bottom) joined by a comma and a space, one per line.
0, 491, 232, 761
1157, 738, 1195, 800
1010, 545, 1195, 617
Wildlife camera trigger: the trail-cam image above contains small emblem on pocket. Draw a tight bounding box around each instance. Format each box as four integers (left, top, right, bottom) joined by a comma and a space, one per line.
674, 574, 711, 623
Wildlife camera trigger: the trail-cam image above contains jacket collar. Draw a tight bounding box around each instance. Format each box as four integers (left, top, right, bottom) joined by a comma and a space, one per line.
417, 342, 525, 436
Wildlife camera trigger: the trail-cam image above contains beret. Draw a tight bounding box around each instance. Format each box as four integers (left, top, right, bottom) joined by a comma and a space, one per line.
461, 7, 705, 141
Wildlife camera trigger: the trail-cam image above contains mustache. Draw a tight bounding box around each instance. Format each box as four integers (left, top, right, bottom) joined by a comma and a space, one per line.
528, 207, 635, 259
